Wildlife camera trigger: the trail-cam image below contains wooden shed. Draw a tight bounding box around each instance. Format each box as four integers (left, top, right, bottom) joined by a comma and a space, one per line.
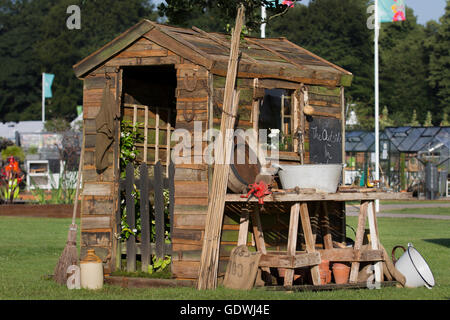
73, 19, 353, 280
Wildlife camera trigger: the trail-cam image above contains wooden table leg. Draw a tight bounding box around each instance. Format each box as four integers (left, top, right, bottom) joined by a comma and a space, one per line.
349, 201, 369, 283
367, 200, 382, 285
320, 202, 333, 250
299, 202, 321, 285
237, 205, 250, 246
250, 206, 267, 254
250, 206, 271, 284
284, 203, 300, 286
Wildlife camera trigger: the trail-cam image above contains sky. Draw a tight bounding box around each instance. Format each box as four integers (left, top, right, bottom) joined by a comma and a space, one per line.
152, 0, 447, 25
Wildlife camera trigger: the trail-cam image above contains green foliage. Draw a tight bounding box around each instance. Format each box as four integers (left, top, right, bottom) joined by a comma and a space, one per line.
30, 169, 78, 205
380, 106, 394, 129
427, 1, 450, 123
158, 0, 296, 34
409, 110, 420, 126
0, 0, 157, 122
44, 118, 71, 132
440, 114, 449, 126
0, 137, 14, 153
424, 111, 433, 127
26, 146, 38, 155
1, 146, 25, 162
0, 178, 20, 204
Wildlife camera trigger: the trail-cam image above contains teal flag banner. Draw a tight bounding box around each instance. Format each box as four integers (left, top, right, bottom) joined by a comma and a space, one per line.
43, 73, 55, 98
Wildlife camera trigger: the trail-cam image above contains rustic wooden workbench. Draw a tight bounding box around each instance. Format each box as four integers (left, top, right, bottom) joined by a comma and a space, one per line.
225, 190, 412, 287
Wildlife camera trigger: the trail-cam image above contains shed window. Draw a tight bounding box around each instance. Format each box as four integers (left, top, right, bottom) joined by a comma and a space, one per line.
259, 89, 295, 152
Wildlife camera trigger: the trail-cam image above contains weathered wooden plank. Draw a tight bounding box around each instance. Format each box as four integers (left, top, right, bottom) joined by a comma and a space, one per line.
74, 20, 154, 77
125, 163, 136, 272
106, 55, 181, 67
82, 216, 111, 230
82, 196, 115, 215
174, 181, 209, 198
225, 192, 413, 202
299, 202, 321, 285
116, 49, 168, 58
173, 214, 206, 229
175, 197, 209, 206
82, 182, 113, 196
320, 248, 384, 262
81, 230, 111, 247
143, 28, 213, 70
284, 203, 300, 286
259, 252, 321, 268
140, 164, 151, 272
154, 161, 165, 259
168, 161, 175, 252
349, 201, 369, 283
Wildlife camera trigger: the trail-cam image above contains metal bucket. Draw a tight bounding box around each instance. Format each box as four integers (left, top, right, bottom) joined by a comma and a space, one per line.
392, 243, 435, 289
276, 164, 343, 193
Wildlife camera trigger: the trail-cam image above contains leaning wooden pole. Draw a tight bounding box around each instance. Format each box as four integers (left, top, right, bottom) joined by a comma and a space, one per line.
197, 5, 245, 290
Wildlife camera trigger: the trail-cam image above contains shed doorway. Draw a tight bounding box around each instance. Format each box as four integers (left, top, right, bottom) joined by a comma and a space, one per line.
121, 65, 177, 175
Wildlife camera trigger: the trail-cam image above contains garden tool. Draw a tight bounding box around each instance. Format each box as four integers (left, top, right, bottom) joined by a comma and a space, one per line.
54, 129, 85, 285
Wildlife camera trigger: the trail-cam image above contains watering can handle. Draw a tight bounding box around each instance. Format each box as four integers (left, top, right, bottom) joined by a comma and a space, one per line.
391, 245, 406, 264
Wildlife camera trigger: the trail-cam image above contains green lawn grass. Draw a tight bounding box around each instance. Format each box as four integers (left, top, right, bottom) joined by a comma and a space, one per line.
0, 214, 449, 300
385, 207, 450, 216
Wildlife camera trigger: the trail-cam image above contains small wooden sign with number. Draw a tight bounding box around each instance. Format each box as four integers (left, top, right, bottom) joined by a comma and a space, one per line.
223, 245, 262, 290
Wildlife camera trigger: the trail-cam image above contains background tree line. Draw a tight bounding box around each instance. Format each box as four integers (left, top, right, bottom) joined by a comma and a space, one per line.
0, 0, 448, 128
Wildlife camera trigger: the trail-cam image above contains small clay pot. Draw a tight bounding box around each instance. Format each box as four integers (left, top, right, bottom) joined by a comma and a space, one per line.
318, 260, 331, 285
332, 263, 351, 284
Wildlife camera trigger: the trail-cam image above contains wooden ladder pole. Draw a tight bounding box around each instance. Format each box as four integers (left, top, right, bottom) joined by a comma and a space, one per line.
197, 5, 245, 290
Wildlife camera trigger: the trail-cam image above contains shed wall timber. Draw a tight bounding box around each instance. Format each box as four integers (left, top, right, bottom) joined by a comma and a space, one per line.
81, 66, 121, 274
79, 34, 348, 280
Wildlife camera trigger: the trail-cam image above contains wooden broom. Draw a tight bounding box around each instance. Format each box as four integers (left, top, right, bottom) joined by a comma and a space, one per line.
54, 129, 85, 285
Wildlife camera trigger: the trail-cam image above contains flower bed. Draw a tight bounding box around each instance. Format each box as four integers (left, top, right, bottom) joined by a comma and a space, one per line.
0, 203, 80, 218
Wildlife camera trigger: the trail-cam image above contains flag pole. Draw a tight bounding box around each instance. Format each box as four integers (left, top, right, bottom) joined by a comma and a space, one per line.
42, 73, 45, 124
261, 5, 266, 38
374, 0, 380, 212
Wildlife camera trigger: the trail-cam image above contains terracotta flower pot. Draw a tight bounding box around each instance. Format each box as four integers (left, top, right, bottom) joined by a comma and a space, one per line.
318, 260, 331, 285
332, 263, 351, 284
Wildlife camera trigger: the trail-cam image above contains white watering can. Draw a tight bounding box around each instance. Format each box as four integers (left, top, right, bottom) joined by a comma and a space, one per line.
392, 243, 435, 289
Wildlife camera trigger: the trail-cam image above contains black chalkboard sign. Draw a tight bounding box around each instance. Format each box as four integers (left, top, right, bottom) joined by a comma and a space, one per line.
308, 116, 342, 164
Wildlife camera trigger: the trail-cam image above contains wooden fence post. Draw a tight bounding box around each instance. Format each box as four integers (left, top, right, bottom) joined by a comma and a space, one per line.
140, 163, 150, 272
126, 162, 136, 272
154, 161, 165, 259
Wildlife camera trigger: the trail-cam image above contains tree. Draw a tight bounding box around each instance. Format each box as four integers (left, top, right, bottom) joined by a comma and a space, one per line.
379, 8, 434, 125
44, 118, 71, 133
409, 110, 420, 126
423, 111, 433, 127
158, 0, 299, 34
380, 106, 395, 129
440, 113, 449, 126
427, 1, 450, 124
0, 0, 158, 123
268, 0, 374, 127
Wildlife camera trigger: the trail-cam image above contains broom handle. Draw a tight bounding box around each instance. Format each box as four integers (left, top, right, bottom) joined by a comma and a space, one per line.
72, 128, 85, 226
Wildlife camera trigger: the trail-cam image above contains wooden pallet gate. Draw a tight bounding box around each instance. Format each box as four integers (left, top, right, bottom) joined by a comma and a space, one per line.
117, 161, 175, 273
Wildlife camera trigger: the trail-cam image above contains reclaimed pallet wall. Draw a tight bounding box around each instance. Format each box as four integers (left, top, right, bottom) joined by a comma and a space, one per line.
170, 62, 211, 280
81, 66, 121, 274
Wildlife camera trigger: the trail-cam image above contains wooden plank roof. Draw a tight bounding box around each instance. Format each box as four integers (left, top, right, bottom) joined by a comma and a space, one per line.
73, 19, 353, 87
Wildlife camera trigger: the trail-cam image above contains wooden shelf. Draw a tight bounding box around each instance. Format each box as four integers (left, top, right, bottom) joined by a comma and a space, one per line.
226, 191, 413, 203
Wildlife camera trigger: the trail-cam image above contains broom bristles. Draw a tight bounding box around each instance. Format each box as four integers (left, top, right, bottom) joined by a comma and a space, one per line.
54, 227, 78, 285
